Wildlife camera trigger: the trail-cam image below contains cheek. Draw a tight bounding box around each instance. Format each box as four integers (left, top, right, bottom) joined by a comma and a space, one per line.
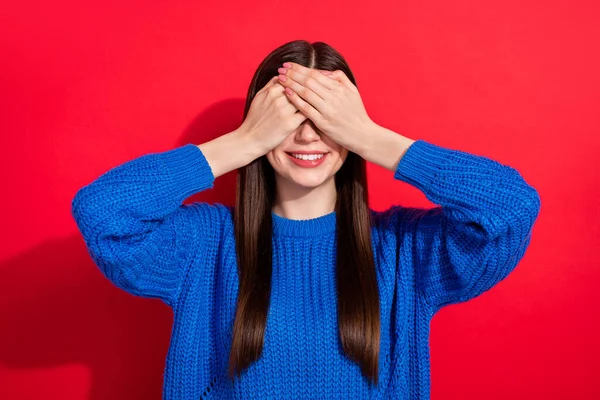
337, 149, 348, 163
266, 151, 285, 167
265, 152, 275, 168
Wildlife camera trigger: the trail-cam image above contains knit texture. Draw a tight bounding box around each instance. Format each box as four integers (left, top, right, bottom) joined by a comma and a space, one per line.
71, 139, 541, 399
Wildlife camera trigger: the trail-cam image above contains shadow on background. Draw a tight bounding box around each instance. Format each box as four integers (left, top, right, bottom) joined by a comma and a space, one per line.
0, 99, 245, 399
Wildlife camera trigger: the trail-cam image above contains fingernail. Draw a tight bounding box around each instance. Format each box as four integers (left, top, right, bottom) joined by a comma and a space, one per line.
320, 70, 332, 75
283, 62, 292, 68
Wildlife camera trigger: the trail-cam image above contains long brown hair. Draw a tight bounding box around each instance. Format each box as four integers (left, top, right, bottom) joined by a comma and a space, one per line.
229, 39, 380, 386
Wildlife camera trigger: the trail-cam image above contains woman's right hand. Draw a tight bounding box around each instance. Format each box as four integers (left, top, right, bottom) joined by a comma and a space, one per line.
238, 75, 308, 156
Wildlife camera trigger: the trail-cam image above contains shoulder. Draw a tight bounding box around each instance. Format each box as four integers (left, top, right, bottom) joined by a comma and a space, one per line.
369, 206, 405, 233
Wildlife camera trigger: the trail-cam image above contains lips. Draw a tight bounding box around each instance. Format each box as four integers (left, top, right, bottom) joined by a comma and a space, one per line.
285, 151, 329, 155
285, 152, 328, 168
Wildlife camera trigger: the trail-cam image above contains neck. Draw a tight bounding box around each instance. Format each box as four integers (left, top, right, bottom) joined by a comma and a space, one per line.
272, 174, 337, 220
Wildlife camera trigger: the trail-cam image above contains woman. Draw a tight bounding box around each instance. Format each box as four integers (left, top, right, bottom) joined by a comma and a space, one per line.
71, 40, 541, 399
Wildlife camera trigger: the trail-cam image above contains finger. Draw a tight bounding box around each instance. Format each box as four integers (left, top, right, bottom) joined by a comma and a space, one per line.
281, 62, 337, 94
330, 70, 356, 91
279, 75, 327, 115
291, 107, 308, 126
257, 75, 282, 95
318, 69, 336, 78
267, 80, 303, 114
283, 86, 321, 123
260, 79, 294, 106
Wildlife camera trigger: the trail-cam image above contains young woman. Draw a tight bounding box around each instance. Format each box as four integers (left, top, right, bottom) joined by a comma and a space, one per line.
71, 40, 541, 399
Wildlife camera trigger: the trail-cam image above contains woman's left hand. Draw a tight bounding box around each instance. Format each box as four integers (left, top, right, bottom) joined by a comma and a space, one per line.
276, 62, 376, 155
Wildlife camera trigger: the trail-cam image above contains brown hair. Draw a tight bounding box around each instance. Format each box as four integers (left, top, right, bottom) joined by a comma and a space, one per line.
229, 39, 380, 386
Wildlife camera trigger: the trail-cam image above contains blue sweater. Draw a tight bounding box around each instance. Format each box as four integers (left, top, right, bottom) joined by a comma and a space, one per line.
71, 139, 541, 399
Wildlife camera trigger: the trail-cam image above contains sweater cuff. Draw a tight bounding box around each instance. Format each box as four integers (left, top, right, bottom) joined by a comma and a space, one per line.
158, 143, 215, 201
393, 139, 453, 191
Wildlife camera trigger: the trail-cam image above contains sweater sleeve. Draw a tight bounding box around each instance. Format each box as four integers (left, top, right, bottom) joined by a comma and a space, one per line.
392, 139, 541, 314
71, 143, 225, 308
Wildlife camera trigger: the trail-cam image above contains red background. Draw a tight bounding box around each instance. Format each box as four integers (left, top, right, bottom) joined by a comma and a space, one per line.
1, 1, 599, 399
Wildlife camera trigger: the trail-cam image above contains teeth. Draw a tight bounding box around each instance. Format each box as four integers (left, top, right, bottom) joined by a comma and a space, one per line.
292, 153, 324, 160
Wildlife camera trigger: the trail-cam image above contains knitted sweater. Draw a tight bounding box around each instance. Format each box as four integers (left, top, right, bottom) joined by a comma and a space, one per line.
71, 139, 541, 399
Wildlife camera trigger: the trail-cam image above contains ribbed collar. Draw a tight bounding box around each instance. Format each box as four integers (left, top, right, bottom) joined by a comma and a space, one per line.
271, 210, 337, 237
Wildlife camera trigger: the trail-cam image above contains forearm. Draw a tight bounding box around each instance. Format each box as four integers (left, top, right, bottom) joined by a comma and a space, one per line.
392, 139, 541, 310
197, 129, 264, 179
358, 123, 416, 172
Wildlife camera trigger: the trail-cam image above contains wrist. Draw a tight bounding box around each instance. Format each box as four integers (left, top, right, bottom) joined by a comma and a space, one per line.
230, 127, 267, 163
359, 123, 416, 172
197, 128, 264, 179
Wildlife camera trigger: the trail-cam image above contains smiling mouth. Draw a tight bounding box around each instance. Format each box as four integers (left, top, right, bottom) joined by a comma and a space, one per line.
284, 152, 330, 156
284, 152, 329, 159
284, 152, 329, 166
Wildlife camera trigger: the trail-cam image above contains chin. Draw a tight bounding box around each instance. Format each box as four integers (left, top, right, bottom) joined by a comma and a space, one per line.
287, 174, 332, 189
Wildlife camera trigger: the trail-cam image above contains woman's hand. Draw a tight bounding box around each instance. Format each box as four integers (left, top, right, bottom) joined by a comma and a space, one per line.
275, 62, 377, 155
238, 75, 308, 156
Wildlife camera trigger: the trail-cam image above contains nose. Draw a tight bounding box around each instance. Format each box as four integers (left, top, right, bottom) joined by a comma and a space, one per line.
295, 121, 321, 143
